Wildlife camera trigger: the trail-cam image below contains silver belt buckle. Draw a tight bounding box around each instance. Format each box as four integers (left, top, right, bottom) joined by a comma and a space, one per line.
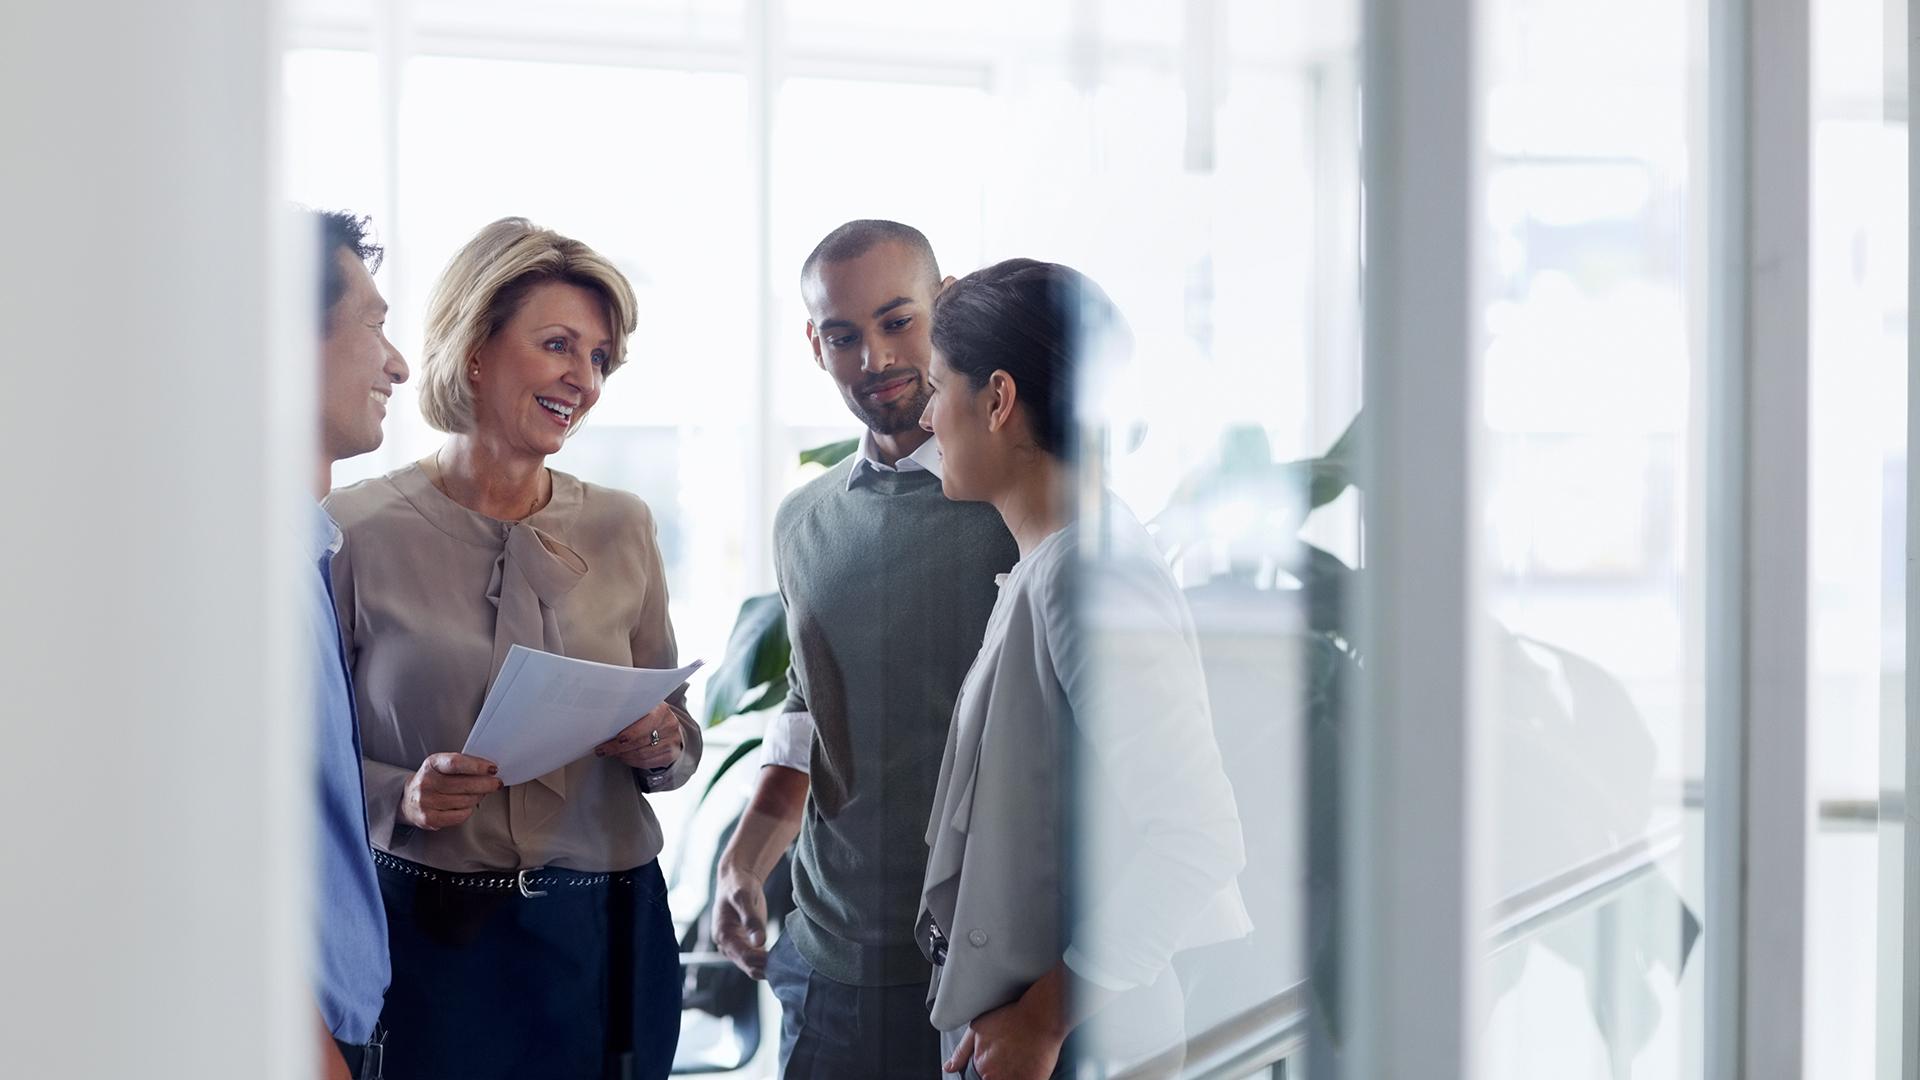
516, 867, 548, 899
362, 1027, 385, 1080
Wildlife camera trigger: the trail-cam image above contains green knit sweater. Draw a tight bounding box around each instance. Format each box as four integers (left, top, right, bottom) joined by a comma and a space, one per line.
773, 455, 1017, 986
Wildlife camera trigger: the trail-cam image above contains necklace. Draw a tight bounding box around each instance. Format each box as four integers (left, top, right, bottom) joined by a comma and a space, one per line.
431, 446, 551, 520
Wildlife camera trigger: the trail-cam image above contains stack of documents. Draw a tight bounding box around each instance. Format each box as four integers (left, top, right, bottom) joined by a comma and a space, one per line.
463, 644, 704, 785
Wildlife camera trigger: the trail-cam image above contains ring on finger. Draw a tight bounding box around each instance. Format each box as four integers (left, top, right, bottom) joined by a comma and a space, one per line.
648, 728, 661, 747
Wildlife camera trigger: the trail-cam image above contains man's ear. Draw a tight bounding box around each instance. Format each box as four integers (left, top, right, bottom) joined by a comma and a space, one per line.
805, 320, 826, 371
986, 370, 1019, 433
935, 274, 957, 298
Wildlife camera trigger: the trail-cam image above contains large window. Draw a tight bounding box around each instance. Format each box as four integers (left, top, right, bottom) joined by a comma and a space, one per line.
277, 2, 1911, 1076
17, 0, 1914, 1074
282, 7, 1353, 1072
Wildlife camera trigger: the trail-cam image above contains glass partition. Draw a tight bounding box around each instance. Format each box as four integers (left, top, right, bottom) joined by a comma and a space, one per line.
276, 1, 1912, 1077
1808, 1, 1908, 1076
1474, 1, 1709, 1076
1060, 3, 1360, 1073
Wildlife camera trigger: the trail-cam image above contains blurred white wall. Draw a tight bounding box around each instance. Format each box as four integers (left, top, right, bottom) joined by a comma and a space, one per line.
0, 1, 309, 1077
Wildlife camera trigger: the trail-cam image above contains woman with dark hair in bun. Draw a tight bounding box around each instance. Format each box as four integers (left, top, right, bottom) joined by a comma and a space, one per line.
913, 260, 1251, 1079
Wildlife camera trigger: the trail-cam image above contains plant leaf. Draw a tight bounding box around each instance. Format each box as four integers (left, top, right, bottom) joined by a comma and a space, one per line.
1268, 458, 1355, 514
697, 736, 764, 808
1284, 541, 1359, 644
799, 438, 860, 468
1272, 412, 1365, 513
736, 677, 791, 717
703, 594, 791, 727
1321, 410, 1363, 465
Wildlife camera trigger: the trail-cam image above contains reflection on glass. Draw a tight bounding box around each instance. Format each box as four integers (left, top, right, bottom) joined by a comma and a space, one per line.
1056, 4, 1359, 1073
1807, 1, 1907, 1075
1476, 2, 1706, 1077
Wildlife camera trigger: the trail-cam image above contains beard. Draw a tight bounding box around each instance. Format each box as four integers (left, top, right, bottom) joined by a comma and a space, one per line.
847, 374, 931, 435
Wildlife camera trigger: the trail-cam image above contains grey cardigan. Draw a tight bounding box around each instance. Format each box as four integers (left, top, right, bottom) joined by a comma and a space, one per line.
917, 502, 1252, 1036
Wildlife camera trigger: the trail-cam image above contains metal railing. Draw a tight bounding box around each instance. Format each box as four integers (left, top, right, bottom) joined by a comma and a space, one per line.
1160, 789, 1899, 1078
1111, 983, 1311, 1080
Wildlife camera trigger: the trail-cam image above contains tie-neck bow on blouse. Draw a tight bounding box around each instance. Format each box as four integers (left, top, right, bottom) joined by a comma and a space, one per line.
324, 461, 701, 874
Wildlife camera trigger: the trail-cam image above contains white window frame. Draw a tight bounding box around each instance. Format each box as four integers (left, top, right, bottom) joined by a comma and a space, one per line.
1905, 3, 1920, 1077
1704, 1, 1813, 1077
1346, 0, 1488, 1075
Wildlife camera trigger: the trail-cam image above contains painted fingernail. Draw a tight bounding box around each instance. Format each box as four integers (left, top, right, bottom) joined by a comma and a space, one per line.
488, 766, 498, 774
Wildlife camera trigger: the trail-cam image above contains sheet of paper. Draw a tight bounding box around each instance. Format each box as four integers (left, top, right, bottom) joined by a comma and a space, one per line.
462, 644, 703, 786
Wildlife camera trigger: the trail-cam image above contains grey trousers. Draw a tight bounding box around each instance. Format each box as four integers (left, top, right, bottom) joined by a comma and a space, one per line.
765, 934, 943, 1080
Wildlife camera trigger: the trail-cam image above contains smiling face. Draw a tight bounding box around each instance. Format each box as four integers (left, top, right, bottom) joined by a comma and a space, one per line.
319, 246, 409, 463
468, 280, 614, 459
803, 239, 944, 436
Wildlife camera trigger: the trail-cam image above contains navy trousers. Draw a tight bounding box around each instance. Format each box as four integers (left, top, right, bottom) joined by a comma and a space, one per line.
764, 934, 941, 1080
375, 856, 682, 1080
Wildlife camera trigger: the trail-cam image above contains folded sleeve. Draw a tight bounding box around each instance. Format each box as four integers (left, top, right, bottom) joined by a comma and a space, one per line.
641, 702, 703, 793
1043, 553, 1248, 991
761, 710, 815, 774
361, 759, 415, 850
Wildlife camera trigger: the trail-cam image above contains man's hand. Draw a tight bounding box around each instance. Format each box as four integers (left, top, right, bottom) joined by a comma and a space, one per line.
710, 763, 809, 979
400, 752, 502, 831
711, 867, 771, 978
595, 702, 685, 771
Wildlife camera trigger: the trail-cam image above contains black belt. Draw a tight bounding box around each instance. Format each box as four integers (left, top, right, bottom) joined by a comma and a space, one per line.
334, 1024, 385, 1080
373, 850, 640, 899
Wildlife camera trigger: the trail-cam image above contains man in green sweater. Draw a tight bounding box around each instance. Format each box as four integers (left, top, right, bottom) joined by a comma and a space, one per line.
710, 220, 1018, 1078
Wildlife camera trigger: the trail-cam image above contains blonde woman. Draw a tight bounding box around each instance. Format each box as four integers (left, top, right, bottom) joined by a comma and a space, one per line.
325, 217, 700, 1080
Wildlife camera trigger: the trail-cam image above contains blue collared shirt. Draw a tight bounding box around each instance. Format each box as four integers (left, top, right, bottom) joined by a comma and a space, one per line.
308, 504, 390, 1042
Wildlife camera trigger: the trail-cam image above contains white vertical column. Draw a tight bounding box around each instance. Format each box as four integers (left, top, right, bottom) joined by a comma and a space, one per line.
374, 0, 411, 336
1905, 2, 1920, 1076
1704, 0, 1812, 1077
368, 0, 423, 474
744, 0, 784, 594
0, 2, 305, 1080
1880, 7, 1915, 1080
1346, 0, 1485, 1077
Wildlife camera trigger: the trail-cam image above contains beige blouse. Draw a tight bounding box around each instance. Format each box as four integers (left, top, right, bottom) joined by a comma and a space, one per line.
324, 462, 702, 874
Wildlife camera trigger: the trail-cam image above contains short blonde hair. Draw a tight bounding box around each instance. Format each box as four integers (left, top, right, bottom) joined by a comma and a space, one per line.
418, 217, 639, 434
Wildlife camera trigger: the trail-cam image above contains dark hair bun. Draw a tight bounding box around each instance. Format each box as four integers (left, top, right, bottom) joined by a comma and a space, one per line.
930, 259, 1129, 458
